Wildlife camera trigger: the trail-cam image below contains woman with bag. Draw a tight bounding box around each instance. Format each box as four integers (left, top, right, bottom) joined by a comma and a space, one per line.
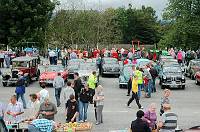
143, 103, 157, 132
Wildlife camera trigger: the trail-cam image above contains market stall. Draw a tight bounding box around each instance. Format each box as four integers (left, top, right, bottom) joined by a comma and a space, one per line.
56, 122, 93, 132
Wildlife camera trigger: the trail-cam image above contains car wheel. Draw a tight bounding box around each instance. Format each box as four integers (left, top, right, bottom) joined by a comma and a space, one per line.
25, 77, 30, 87
161, 84, 165, 89
2, 82, 7, 87
119, 84, 121, 88
182, 85, 185, 89
195, 79, 200, 85
191, 74, 195, 80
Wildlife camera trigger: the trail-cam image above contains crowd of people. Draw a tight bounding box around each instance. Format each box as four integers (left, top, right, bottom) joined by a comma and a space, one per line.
1, 45, 199, 132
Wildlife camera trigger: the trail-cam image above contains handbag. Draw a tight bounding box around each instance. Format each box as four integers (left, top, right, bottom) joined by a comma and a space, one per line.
148, 111, 157, 132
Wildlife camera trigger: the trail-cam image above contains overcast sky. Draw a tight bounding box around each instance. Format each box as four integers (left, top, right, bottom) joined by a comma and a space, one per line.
58, 0, 169, 19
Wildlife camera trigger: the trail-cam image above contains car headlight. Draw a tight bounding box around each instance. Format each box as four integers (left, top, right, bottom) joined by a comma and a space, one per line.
163, 76, 166, 80
182, 76, 185, 80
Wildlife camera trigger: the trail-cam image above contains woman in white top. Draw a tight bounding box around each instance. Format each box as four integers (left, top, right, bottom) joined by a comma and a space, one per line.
93, 85, 104, 125
38, 84, 49, 104
62, 81, 75, 102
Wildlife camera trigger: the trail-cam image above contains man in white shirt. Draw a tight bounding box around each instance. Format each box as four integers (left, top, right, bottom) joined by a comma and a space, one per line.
39, 84, 49, 104
6, 95, 24, 123
28, 94, 40, 120
62, 81, 75, 102
53, 73, 65, 107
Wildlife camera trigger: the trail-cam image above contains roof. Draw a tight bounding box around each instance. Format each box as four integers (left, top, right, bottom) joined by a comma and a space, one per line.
12, 56, 38, 62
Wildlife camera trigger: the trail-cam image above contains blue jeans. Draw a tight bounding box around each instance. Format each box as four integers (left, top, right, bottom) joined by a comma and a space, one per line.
79, 100, 89, 121
147, 80, 153, 97
28, 124, 40, 132
55, 88, 62, 106
138, 84, 143, 98
16, 94, 26, 109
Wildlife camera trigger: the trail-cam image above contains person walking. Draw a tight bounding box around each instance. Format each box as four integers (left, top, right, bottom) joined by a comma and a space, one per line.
38, 83, 49, 104
73, 72, 82, 100
93, 85, 104, 125
134, 67, 143, 99
130, 110, 151, 132
15, 75, 26, 109
149, 65, 158, 93
143, 103, 157, 131
63, 81, 75, 102
143, 66, 152, 98
87, 71, 97, 103
53, 73, 65, 107
79, 84, 92, 122
65, 94, 79, 123
127, 75, 143, 109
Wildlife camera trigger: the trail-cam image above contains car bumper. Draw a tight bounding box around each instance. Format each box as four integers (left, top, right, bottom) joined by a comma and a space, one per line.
2, 80, 18, 83
162, 82, 186, 88
39, 80, 53, 84
119, 82, 128, 85
102, 71, 120, 75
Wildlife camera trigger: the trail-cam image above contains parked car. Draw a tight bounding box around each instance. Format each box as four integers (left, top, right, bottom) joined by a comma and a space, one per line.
101, 58, 120, 76
2, 56, 40, 87
119, 64, 133, 88
39, 65, 68, 86
78, 63, 99, 86
194, 71, 200, 85
136, 58, 151, 68
67, 59, 85, 79
186, 59, 200, 79
159, 66, 186, 89
184, 126, 200, 132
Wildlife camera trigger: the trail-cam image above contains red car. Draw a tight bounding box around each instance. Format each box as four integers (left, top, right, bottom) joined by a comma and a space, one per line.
195, 71, 200, 85
39, 65, 68, 86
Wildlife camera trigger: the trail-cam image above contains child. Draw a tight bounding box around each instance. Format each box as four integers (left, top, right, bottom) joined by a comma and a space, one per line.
160, 89, 171, 116
65, 94, 79, 123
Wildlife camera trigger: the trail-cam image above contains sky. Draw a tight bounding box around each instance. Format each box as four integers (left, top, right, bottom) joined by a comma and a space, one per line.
58, 0, 169, 19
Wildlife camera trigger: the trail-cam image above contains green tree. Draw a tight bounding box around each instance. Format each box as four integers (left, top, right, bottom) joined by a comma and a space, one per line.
0, 0, 57, 48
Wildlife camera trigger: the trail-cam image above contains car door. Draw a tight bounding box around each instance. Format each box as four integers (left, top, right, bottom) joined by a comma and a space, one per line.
30, 59, 37, 77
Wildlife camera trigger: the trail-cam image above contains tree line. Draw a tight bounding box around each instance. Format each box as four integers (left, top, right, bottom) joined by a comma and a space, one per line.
0, 0, 200, 50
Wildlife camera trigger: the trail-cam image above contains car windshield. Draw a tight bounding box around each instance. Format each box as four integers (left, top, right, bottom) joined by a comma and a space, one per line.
12, 61, 29, 68
39, 65, 64, 72
79, 64, 96, 71
68, 59, 85, 65
138, 61, 150, 67
163, 67, 182, 73
123, 66, 132, 74
104, 59, 117, 64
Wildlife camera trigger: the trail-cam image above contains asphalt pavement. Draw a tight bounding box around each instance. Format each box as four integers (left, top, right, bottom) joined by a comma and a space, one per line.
0, 71, 200, 131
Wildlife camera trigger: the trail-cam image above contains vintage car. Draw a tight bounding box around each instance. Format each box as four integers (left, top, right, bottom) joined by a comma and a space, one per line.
119, 64, 133, 88
39, 65, 68, 86
2, 56, 40, 87
67, 59, 85, 78
101, 58, 120, 76
159, 66, 186, 89
184, 126, 200, 132
186, 59, 200, 79
136, 58, 150, 67
78, 63, 99, 86
194, 71, 200, 85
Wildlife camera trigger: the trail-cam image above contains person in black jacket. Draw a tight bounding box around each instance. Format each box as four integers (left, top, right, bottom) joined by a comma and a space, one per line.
73, 72, 82, 100
131, 110, 151, 132
127, 77, 132, 96
149, 65, 158, 93
79, 84, 92, 122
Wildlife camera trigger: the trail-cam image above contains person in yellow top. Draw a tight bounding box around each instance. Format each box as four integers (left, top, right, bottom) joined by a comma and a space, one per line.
87, 71, 97, 103
127, 75, 143, 109
134, 67, 143, 99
